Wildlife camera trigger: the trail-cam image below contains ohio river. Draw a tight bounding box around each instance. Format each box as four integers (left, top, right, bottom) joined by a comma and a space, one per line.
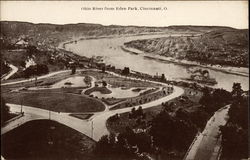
65, 34, 249, 91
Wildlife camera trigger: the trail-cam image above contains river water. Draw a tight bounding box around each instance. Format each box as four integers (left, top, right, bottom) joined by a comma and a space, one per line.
65, 34, 249, 91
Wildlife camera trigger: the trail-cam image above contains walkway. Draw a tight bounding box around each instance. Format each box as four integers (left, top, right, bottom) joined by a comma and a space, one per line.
1, 69, 184, 141
1, 64, 18, 81
184, 105, 230, 160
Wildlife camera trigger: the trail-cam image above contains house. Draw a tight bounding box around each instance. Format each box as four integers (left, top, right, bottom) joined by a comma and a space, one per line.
15, 39, 28, 47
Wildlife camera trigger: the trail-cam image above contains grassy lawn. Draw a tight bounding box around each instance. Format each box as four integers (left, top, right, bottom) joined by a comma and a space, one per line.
2, 91, 105, 113
102, 98, 125, 105
85, 86, 112, 95
81, 70, 161, 88
110, 87, 171, 110
1, 71, 73, 92
1, 112, 21, 127
1, 49, 29, 69
1, 120, 95, 160
80, 70, 164, 106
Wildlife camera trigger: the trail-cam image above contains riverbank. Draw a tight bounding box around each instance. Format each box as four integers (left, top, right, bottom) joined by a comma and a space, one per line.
61, 31, 247, 78
122, 46, 249, 77
58, 32, 199, 49
59, 39, 210, 92
60, 33, 248, 91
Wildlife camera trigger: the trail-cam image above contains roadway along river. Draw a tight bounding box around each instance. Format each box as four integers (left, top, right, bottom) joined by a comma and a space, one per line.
65, 34, 249, 91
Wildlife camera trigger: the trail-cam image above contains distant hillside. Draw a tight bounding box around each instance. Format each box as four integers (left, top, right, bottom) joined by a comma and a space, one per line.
125, 29, 249, 67
0, 21, 192, 47
0, 21, 165, 48
167, 25, 235, 33
1, 21, 247, 77
0, 21, 237, 48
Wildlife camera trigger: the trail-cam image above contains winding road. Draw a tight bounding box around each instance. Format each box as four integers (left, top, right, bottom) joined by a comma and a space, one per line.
184, 105, 230, 160
1, 64, 18, 81
1, 70, 71, 86
1, 69, 184, 142
1, 33, 246, 160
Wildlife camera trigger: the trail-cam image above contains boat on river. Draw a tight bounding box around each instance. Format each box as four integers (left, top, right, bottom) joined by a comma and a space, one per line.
185, 67, 218, 85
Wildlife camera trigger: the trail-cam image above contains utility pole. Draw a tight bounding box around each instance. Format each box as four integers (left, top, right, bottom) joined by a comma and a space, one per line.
91, 121, 94, 139
35, 76, 37, 86
20, 98, 23, 114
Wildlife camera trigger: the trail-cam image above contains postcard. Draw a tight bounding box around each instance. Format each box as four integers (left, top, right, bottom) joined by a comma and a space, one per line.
1, 1, 248, 160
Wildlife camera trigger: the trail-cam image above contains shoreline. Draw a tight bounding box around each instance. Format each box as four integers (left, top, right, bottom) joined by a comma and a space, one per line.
122, 46, 249, 77
58, 35, 248, 92
58, 32, 165, 48
60, 34, 248, 78
58, 32, 200, 49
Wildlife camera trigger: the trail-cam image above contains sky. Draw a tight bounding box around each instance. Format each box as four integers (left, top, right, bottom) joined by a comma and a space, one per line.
1, 1, 248, 29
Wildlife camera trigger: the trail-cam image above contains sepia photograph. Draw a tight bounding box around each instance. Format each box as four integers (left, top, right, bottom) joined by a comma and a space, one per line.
0, 1, 249, 160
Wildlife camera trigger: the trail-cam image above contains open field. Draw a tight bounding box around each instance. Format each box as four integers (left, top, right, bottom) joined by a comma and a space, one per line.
1, 120, 95, 160
2, 91, 105, 113
110, 87, 171, 110
85, 86, 112, 95
81, 70, 162, 88
1, 71, 72, 91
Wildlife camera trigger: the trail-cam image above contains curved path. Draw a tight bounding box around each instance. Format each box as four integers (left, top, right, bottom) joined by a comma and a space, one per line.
91, 85, 183, 140
1, 69, 184, 141
1, 70, 71, 86
2, 85, 183, 141
184, 105, 230, 160
1, 64, 18, 81
1, 104, 92, 136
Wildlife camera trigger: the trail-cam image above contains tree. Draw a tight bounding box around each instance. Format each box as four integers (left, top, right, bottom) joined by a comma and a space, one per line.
1, 61, 10, 76
220, 122, 248, 159
1, 97, 10, 126
23, 64, 49, 78
102, 81, 108, 87
94, 133, 133, 157
150, 111, 196, 151
122, 67, 130, 76
149, 112, 174, 148
160, 74, 166, 82
200, 87, 231, 114
136, 106, 143, 117
133, 132, 152, 153
231, 83, 243, 101
94, 135, 111, 155
84, 76, 92, 86
219, 84, 248, 159
175, 108, 189, 121
199, 87, 211, 106
71, 65, 76, 75
102, 66, 106, 73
